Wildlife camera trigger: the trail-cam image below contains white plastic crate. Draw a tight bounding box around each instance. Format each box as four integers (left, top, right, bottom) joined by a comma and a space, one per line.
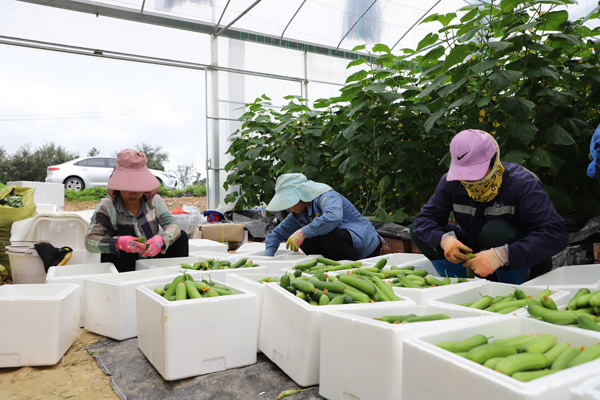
389, 277, 486, 305
235, 242, 297, 257
45, 262, 119, 327
136, 279, 259, 381
83, 268, 203, 340
187, 239, 228, 253
11, 215, 89, 250
319, 303, 505, 400
7, 181, 64, 208
0, 283, 80, 367
225, 272, 292, 349
522, 265, 600, 295
429, 281, 571, 316
402, 317, 600, 400
258, 283, 414, 387
571, 376, 600, 400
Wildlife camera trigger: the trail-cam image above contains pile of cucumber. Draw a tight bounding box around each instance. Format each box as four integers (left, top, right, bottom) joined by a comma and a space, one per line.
437, 332, 600, 382
152, 272, 237, 301
527, 288, 600, 332
389, 269, 469, 288
458, 287, 549, 314
376, 313, 451, 324
179, 257, 257, 270
281, 268, 400, 305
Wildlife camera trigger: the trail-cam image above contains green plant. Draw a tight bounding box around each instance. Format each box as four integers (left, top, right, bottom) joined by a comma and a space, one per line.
64, 186, 109, 202
224, 0, 600, 220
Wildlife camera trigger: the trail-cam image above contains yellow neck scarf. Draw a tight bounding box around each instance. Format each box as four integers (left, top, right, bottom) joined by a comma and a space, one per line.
460, 154, 505, 202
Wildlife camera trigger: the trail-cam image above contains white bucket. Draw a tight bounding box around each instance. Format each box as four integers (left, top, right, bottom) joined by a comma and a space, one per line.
6, 244, 46, 284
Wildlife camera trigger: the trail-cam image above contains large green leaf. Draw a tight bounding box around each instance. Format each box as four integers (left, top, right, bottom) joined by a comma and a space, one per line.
378, 175, 392, 192
416, 33, 439, 52
499, 96, 535, 121
416, 75, 448, 99
470, 58, 499, 74
489, 70, 522, 91
503, 150, 530, 165
342, 118, 366, 139
488, 41, 514, 51
424, 105, 448, 133
525, 66, 561, 81
548, 33, 581, 45
372, 44, 391, 54
537, 10, 569, 31
438, 77, 468, 98
448, 93, 474, 108
421, 46, 445, 63
545, 124, 576, 146
536, 88, 569, 107
346, 70, 368, 83
504, 117, 538, 144
499, 0, 519, 13
531, 148, 565, 176
443, 44, 473, 72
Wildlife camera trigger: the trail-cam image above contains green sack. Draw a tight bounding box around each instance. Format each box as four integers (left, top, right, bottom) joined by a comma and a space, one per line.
0, 264, 7, 284
0, 185, 38, 279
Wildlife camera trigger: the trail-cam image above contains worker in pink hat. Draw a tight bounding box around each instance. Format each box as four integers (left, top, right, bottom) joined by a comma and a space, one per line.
410, 129, 568, 284
85, 149, 188, 272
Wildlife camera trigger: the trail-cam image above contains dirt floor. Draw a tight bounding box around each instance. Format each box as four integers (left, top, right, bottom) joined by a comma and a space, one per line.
0, 197, 207, 400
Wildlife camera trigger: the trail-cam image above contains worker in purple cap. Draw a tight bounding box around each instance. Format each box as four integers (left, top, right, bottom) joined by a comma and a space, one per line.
410, 129, 568, 284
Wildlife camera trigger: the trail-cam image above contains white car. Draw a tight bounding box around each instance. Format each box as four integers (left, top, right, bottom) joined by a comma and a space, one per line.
45, 156, 178, 191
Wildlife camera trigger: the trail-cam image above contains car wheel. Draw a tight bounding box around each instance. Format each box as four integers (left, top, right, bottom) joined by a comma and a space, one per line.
64, 177, 84, 191
155, 176, 163, 185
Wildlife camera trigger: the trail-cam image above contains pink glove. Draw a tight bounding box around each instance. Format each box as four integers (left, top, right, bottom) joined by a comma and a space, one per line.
116, 236, 145, 253
286, 229, 306, 252
141, 235, 165, 258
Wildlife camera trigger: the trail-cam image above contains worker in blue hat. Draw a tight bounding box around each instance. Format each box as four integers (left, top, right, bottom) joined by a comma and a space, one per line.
264, 173, 382, 261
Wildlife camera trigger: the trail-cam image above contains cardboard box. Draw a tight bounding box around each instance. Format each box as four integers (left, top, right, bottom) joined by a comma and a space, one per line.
193, 223, 244, 242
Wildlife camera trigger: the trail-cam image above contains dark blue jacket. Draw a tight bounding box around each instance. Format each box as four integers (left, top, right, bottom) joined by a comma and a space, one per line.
412, 162, 568, 269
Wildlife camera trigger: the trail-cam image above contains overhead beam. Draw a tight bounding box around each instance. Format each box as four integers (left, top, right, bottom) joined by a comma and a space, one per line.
17, 0, 371, 61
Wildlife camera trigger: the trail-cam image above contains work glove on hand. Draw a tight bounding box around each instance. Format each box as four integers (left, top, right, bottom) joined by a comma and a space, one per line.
116, 236, 146, 253
463, 249, 503, 277
141, 235, 165, 258
441, 236, 472, 264
286, 229, 306, 252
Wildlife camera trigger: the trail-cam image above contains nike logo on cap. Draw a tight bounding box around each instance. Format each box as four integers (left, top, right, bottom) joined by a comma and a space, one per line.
457, 151, 470, 160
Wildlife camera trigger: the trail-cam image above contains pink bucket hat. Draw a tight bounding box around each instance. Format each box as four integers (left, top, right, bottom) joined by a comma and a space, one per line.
447, 129, 497, 181
107, 149, 160, 199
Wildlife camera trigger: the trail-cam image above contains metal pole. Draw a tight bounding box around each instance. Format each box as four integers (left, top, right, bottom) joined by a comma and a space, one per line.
212, 0, 231, 35
280, 0, 306, 43
214, 0, 262, 38
390, 0, 442, 51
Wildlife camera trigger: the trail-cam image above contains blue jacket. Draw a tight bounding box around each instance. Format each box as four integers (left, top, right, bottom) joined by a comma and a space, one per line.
264, 190, 382, 258
412, 162, 568, 269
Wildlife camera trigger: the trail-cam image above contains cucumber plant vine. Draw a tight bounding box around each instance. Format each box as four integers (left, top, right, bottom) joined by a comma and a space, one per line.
224, 0, 600, 222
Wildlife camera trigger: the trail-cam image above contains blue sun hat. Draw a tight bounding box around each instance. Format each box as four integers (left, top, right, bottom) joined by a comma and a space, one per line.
265, 173, 333, 212
586, 123, 600, 178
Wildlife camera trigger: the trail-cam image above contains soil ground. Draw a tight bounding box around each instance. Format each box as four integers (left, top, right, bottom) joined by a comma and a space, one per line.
0, 197, 206, 400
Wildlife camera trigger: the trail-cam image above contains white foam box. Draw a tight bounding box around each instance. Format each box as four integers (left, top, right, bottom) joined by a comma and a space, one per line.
522, 264, 600, 295
187, 238, 228, 253
135, 254, 237, 270
45, 262, 119, 327
402, 317, 600, 400
235, 242, 297, 257
429, 281, 571, 316
136, 279, 259, 381
258, 283, 414, 387
319, 303, 505, 400
571, 376, 600, 400
225, 272, 294, 348
8, 181, 65, 207
164, 265, 268, 283
83, 268, 203, 340
389, 277, 487, 305
0, 283, 80, 367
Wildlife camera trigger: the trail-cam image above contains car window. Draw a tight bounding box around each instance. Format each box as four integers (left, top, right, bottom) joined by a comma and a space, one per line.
74, 159, 88, 166
87, 158, 108, 168
108, 158, 117, 168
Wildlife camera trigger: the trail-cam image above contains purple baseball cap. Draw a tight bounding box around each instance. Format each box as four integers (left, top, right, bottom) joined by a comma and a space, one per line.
447, 129, 497, 181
